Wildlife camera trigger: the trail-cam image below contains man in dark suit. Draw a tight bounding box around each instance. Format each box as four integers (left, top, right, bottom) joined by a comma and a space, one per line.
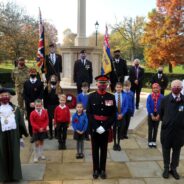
42, 43, 62, 81
73, 50, 93, 93
151, 66, 168, 95
129, 59, 144, 109
110, 50, 128, 92
86, 75, 116, 179
23, 68, 44, 142
160, 80, 184, 180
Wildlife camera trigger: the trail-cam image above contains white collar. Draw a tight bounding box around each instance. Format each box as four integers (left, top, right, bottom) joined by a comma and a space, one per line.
172, 93, 181, 99
59, 104, 66, 109
36, 109, 42, 114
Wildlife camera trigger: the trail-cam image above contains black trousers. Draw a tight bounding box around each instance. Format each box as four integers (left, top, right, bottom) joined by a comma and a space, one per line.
113, 119, 123, 145
131, 86, 141, 108
162, 147, 181, 170
47, 105, 57, 137
91, 131, 108, 172
123, 113, 132, 137
148, 115, 159, 142
56, 123, 68, 144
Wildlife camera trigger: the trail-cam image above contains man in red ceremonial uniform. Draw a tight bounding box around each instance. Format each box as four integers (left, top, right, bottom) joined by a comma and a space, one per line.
87, 75, 116, 179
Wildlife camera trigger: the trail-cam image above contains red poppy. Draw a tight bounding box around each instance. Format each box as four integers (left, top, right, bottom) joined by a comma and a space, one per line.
74, 118, 78, 123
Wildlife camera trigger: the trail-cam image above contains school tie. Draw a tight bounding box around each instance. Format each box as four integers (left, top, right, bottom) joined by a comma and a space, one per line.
118, 93, 121, 113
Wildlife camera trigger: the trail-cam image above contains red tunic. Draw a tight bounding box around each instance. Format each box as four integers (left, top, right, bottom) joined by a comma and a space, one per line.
30, 109, 49, 133
54, 105, 70, 124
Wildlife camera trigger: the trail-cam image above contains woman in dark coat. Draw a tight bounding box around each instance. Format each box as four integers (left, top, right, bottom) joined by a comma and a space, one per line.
43, 75, 63, 139
0, 88, 28, 182
160, 80, 184, 180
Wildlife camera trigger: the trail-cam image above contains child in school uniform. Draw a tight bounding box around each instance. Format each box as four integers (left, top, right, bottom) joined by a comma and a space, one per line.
30, 99, 49, 163
77, 82, 89, 140
113, 82, 128, 151
146, 83, 164, 148
54, 94, 70, 150
72, 103, 88, 159
122, 80, 135, 139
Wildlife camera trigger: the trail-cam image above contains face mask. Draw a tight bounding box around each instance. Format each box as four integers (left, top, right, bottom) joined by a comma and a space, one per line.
171, 87, 182, 95
30, 74, 36, 78
158, 70, 163, 74
115, 55, 120, 59
135, 64, 139, 67
1, 96, 10, 104
98, 84, 107, 91
51, 81, 57, 85
81, 56, 86, 60
19, 63, 25, 67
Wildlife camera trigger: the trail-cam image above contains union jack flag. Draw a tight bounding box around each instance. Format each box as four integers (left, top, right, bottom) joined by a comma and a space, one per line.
37, 8, 46, 72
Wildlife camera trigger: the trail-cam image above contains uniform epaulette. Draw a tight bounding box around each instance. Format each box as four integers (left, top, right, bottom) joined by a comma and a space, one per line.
106, 91, 114, 95
88, 90, 96, 95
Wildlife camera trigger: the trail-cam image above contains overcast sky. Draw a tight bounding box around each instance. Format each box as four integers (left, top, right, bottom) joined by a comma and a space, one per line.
1, 0, 156, 43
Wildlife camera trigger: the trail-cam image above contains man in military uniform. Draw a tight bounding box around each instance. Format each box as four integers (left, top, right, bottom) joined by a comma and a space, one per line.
11, 57, 29, 112
151, 66, 168, 95
73, 49, 93, 93
87, 75, 116, 179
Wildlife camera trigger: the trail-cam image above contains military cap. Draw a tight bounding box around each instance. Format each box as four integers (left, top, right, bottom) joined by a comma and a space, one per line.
114, 49, 120, 53
49, 43, 55, 47
0, 88, 16, 95
80, 49, 86, 54
95, 75, 109, 82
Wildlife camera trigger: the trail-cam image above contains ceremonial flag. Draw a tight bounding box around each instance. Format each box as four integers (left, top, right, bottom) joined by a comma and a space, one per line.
36, 8, 46, 72
101, 25, 112, 75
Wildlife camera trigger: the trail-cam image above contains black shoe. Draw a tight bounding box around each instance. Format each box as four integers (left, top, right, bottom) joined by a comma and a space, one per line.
93, 170, 99, 179
124, 135, 128, 139
162, 168, 169, 179
76, 153, 80, 159
49, 135, 53, 140
100, 170, 106, 179
170, 169, 180, 180
113, 144, 118, 151
136, 106, 139, 110
79, 153, 84, 159
30, 137, 34, 143
117, 144, 121, 151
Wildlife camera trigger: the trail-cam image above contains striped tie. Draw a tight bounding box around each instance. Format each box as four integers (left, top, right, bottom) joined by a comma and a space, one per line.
118, 93, 121, 113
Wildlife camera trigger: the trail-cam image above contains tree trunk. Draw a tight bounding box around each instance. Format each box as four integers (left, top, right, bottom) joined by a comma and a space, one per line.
168, 62, 173, 73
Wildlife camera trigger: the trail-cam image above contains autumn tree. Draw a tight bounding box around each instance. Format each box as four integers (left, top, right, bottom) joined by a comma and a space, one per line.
62, 28, 77, 46
88, 32, 104, 48
110, 16, 145, 61
142, 0, 184, 72
0, 2, 58, 62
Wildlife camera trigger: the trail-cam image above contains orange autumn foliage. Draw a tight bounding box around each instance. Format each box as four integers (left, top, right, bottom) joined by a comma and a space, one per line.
142, 0, 184, 69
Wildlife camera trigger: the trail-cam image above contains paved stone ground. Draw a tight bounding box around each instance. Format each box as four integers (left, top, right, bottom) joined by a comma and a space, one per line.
3, 93, 184, 184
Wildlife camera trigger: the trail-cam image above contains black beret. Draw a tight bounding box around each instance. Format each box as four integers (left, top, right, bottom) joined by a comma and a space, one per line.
49, 43, 55, 48
0, 88, 16, 96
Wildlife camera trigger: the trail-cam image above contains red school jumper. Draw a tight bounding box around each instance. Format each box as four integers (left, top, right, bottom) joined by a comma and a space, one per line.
54, 105, 70, 124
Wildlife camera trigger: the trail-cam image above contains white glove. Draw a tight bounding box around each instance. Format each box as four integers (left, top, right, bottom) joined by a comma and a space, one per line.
96, 126, 105, 134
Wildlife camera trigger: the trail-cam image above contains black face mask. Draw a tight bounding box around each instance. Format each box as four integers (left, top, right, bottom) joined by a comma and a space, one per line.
158, 70, 163, 74
115, 55, 120, 59
30, 74, 36, 78
51, 81, 57, 85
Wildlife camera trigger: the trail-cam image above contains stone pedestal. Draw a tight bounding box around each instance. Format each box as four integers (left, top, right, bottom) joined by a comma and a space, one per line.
60, 46, 102, 88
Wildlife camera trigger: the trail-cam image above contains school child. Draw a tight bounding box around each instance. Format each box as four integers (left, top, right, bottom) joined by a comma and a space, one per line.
77, 82, 89, 140
122, 80, 135, 139
113, 82, 128, 151
72, 103, 88, 159
30, 99, 49, 163
54, 94, 70, 150
146, 83, 164, 148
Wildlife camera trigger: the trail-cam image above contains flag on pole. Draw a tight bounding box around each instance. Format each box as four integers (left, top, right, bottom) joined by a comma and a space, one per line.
101, 25, 112, 75
36, 8, 46, 72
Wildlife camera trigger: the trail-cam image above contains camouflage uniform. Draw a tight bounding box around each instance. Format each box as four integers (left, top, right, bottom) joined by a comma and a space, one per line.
11, 66, 29, 111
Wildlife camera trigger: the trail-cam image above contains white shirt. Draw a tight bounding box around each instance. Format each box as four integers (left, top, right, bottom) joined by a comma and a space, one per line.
81, 59, 86, 65
115, 58, 120, 63
50, 53, 56, 65
30, 78, 37, 84
158, 74, 162, 79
